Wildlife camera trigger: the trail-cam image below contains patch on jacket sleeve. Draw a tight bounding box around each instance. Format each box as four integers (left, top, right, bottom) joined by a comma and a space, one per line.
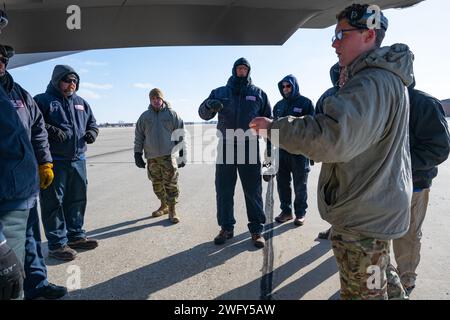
245, 95, 256, 101
50, 101, 62, 112
11, 100, 24, 108
74, 104, 85, 111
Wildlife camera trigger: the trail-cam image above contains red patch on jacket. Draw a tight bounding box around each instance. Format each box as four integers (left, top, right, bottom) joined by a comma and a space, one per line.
11, 100, 24, 108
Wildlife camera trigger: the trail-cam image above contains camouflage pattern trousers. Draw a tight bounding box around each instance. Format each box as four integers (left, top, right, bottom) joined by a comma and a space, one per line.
147, 155, 179, 205
331, 228, 408, 300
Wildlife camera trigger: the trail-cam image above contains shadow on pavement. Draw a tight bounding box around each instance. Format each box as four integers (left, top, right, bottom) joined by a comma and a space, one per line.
44, 215, 159, 266
217, 240, 337, 300
54, 216, 338, 299
66, 229, 271, 299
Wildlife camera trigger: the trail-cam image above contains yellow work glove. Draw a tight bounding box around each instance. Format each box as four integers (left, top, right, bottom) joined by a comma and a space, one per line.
39, 163, 54, 189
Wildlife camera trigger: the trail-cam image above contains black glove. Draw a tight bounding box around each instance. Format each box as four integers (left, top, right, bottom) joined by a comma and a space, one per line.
134, 152, 146, 168
45, 123, 67, 143
0, 243, 25, 300
206, 99, 224, 113
262, 161, 274, 182
83, 130, 98, 144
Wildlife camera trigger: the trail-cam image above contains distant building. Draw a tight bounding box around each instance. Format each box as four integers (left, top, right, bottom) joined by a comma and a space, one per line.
98, 122, 135, 128
97, 121, 217, 128
442, 99, 450, 117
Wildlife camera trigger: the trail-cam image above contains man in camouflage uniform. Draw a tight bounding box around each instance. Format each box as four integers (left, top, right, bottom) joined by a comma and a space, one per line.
317, 64, 407, 299
134, 88, 185, 224
250, 4, 412, 299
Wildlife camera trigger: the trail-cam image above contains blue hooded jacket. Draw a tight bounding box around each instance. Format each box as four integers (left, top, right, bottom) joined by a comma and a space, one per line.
198, 58, 272, 139
408, 84, 450, 189
315, 63, 340, 114
34, 65, 99, 160
0, 86, 39, 239
1, 71, 52, 165
273, 74, 314, 120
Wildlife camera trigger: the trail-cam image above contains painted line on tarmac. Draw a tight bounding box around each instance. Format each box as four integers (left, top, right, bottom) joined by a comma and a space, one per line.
87, 147, 134, 159
260, 178, 275, 300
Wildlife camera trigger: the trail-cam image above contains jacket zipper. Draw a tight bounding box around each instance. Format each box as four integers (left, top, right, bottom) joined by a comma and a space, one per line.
65, 97, 78, 160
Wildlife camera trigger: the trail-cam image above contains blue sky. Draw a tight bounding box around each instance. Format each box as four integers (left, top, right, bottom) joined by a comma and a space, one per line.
9, 0, 450, 123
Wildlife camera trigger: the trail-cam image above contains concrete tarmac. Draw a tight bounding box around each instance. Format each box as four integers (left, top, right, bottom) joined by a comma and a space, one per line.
41, 124, 450, 300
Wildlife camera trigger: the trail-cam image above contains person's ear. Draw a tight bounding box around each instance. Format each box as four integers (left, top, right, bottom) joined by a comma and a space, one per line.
364, 29, 377, 44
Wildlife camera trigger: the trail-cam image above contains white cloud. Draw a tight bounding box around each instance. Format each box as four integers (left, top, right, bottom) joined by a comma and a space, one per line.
12, 66, 30, 71
85, 61, 108, 66
82, 82, 113, 90
132, 82, 153, 89
170, 98, 192, 105
175, 98, 190, 103
78, 68, 89, 74
77, 89, 102, 99
58, 56, 78, 63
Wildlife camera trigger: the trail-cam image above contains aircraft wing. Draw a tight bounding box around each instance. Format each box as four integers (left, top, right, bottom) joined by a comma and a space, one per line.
2, 0, 423, 68
8, 51, 81, 69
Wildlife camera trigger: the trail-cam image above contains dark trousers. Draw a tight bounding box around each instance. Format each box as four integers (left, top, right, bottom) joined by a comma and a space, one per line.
40, 159, 87, 250
276, 150, 309, 218
24, 204, 49, 299
0, 208, 30, 299
215, 142, 266, 234
0, 209, 29, 264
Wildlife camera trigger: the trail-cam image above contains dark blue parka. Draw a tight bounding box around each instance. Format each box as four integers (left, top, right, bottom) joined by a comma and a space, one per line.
34, 65, 98, 160
315, 63, 340, 115
273, 74, 314, 168
273, 75, 314, 120
408, 83, 450, 189
2, 71, 52, 165
311, 64, 340, 166
198, 58, 272, 139
0, 86, 39, 241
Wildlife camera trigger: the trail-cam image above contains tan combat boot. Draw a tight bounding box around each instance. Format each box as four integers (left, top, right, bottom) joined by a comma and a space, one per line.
152, 202, 169, 217
168, 203, 180, 224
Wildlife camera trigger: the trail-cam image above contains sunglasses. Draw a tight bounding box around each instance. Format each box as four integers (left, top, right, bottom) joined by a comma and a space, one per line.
62, 78, 78, 84
0, 56, 9, 65
332, 28, 362, 43
282, 84, 292, 89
